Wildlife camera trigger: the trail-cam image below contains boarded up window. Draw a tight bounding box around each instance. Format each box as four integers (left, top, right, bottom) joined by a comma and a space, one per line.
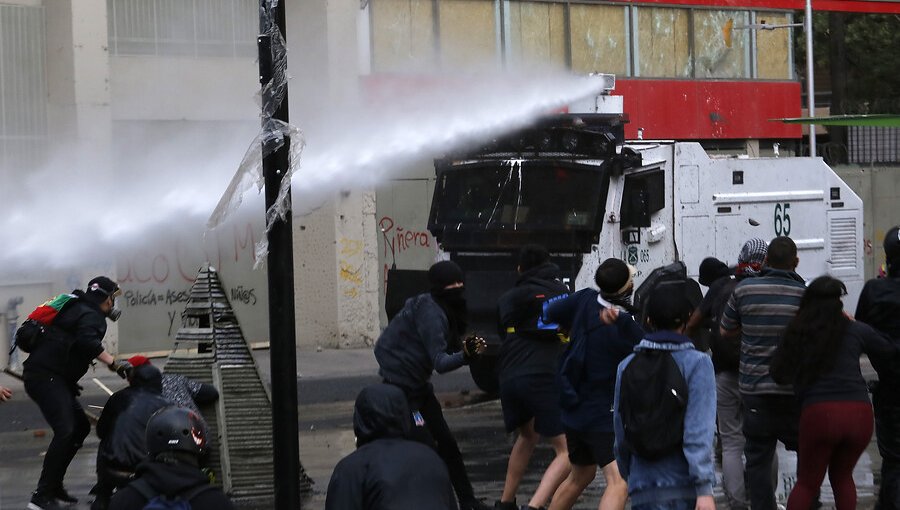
506, 1, 567, 70
438, 0, 499, 71
756, 11, 791, 79
635, 7, 690, 77
569, 3, 628, 75
371, 0, 437, 72
693, 9, 749, 79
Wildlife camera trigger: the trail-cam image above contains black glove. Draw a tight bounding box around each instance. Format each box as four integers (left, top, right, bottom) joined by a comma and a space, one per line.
108, 360, 131, 379
462, 335, 486, 362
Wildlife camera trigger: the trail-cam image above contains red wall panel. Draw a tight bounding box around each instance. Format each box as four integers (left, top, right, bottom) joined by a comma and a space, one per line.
615, 79, 803, 140
608, 0, 900, 14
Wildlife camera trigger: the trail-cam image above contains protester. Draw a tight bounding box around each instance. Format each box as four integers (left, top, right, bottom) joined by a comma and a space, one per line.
855, 225, 900, 510
0, 385, 11, 402
24, 276, 129, 510
374, 260, 489, 510
613, 285, 717, 510
685, 240, 767, 510
544, 258, 644, 510
107, 406, 233, 510
91, 362, 172, 510
326, 384, 457, 510
720, 237, 806, 510
495, 245, 571, 510
126, 355, 219, 418
771, 276, 899, 510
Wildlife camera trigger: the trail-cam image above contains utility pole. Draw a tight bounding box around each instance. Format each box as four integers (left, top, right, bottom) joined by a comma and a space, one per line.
258, 1, 301, 509
805, 0, 817, 157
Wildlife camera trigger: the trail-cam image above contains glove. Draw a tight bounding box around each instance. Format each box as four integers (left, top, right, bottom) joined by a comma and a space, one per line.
108, 359, 132, 379
462, 335, 486, 362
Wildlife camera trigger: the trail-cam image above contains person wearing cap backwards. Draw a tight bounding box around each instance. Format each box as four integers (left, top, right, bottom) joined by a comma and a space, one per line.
24, 276, 131, 510
91, 361, 172, 510
612, 284, 717, 510
855, 226, 900, 510
374, 260, 489, 510
543, 258, 645, 510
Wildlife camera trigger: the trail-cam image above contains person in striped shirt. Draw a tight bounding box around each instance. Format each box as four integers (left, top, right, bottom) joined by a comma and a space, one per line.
720, 236, 805, 510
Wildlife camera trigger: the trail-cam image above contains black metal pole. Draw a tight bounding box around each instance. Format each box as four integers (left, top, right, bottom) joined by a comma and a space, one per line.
258, 1, 301, 509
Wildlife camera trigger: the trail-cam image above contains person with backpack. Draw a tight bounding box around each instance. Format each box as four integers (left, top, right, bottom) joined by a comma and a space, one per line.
23, 276, 131, 510
126, 356, 219, 420
91, 362, 173, 510
495, 245, 571, 510
770, 276, 899, 510
543, 258, 644, 510
374, 260, 490, 510
108, 406, 233, 510
326, 383, 457, 510
684, 239, 767, 510
613, 284, 717, 510
720, 236, 806, 510
855, 225, 900, 510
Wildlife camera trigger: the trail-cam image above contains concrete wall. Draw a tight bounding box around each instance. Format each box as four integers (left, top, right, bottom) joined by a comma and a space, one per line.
835, 165, 900, 280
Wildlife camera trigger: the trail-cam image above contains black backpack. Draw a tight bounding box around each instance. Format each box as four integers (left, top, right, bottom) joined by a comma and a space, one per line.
619, 349, 689, 460
513, 278, 570, 342
11, 319, 46, 354
131, 478, 216, 510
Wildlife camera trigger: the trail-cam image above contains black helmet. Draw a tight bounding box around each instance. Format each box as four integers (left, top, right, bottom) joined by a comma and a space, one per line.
146, 406, 207, 457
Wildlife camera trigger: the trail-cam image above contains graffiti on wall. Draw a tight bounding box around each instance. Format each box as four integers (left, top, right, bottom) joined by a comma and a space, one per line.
378, 215, 435, 292
339, 238, 364, 298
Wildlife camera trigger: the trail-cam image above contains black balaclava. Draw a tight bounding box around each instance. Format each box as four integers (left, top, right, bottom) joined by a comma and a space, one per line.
698, 257, 731, 287
428, 261, 467, 344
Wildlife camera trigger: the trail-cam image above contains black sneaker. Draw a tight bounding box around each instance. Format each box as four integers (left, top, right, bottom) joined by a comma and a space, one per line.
461, 499, 493, 510
53, 486, 78, 504
27, 491, 65, 510
495, 500, 517, 510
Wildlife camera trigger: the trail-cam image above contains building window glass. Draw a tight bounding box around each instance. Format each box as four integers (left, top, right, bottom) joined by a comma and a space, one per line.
756, 11, 792, 79
635, 6, 690, 78
693, 9, 749, 78
107, 0, 257, 58
569, 3, 628, 75
438, 0, 500, 71
371, 0, 437, 72
0, 5, 47, 175
506, 1, 567, 70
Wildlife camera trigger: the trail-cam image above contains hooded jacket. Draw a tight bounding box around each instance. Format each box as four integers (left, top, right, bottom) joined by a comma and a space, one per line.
107, 458, 233, 510
496, 262, 569, 383
97, 364, 172, 469
23, 290, 107, 388
855, 276, 900, 405
326, 384, 456, 510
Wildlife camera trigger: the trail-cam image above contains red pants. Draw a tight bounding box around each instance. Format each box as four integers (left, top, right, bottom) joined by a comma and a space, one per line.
787, 400, 874, 510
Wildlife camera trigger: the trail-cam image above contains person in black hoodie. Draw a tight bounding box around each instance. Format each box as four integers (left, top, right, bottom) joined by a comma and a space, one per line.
374, 260, 489, 510
108, 406, 233, 510
856, 225, 900, 510
24, 276, 130, 510
326, 383, 457, 510
91, 362, 172, 510
495, 245, 571, 510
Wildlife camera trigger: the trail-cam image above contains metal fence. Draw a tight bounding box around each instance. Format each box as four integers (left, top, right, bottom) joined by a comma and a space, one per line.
107, 0, 258, 58
0, 4, 47, 174
849, 126, 900, 165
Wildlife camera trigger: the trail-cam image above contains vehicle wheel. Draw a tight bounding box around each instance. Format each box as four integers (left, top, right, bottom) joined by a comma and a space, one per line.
468, 354, 499, 395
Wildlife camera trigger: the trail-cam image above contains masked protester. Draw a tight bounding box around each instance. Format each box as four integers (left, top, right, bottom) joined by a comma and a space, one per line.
24, 276, 130, 510
374, 260, 490, 510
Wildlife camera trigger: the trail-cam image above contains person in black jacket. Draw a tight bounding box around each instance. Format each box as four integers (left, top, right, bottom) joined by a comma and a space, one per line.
24, 276, 130, 510
374, 260, 488, 510
91, 363, 172, 510
108, 406, 233, 510
856, 225, 900, 510
326, 383, 457, 510
495, 245, 571, 510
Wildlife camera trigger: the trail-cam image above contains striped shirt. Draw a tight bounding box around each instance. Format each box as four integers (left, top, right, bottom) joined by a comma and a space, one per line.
720, 268, 806, 395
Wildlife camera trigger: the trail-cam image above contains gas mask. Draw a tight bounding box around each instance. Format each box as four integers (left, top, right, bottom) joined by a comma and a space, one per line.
107, 298, 122, 322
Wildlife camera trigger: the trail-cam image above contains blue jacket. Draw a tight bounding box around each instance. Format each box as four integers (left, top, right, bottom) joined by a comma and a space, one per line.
545, 288, 644, 432
374, 294, 466, 391
613, 331, 717, 505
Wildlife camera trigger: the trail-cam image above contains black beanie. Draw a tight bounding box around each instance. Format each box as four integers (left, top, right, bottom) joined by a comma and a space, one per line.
86, 276, 120, 304
698, 257, 730, 287
428, 261, 464, 291
646, 283, 693, 330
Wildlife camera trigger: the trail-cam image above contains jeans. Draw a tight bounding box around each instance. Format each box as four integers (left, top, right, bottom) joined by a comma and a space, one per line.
874, 389, 900, 510
717, 371, 748, 510
742, 393, 800, 510
24, 375, 91, 494
632, 498, 695, 510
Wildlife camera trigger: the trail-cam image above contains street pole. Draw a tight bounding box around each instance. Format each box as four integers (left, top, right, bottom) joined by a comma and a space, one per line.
258, 1, 301, 509
805, 0, 816, 157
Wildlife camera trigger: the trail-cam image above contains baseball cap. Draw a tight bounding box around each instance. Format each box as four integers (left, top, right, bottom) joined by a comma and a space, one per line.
85, 276, 121, 304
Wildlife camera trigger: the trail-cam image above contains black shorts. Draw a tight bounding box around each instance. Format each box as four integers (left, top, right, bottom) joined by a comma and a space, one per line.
566, 428, 616, 467
499, 374, 564, 437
